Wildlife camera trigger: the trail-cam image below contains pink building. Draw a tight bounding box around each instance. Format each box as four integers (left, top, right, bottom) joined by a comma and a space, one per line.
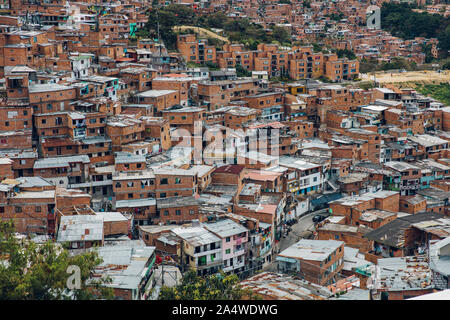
204, 218, 249, 273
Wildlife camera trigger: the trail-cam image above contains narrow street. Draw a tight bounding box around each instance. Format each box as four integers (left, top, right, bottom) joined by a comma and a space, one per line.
279, 213, 315, 251
265, 208, 329, 272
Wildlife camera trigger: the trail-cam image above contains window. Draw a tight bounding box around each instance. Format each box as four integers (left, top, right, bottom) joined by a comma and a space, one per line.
175, 210, 181, 215
189, 210, 195, 215
175, 178, 181, 184
164, 210, 169, 216
160, 178, 168, 184
15, 206, 22, 213
128, 193, 133, 198
160, 193, 166, 198
36, 206, 41, 212
225, 249, 231, 254
226, 237, 231, 242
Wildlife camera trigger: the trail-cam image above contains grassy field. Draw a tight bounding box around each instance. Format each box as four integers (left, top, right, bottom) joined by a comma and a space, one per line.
414, 83, 450, 105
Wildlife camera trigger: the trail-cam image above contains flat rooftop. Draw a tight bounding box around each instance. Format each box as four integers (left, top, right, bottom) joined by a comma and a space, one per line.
278, 239, 343, 262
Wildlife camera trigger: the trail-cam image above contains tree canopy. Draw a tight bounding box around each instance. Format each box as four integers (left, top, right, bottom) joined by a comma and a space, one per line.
139, 5, 292, 50
381, 3, 450, 58
235, 64, 252, 77
334, 49, 357, 60
158, 270, 260, 300
0, 220, 113, 300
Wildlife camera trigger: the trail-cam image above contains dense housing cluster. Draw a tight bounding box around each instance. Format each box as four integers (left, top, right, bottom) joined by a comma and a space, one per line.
0, 0, 449, 301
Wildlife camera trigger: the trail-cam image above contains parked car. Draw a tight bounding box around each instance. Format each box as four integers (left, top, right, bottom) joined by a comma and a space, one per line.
286, 219, 296, 226
312, 215, 326, 223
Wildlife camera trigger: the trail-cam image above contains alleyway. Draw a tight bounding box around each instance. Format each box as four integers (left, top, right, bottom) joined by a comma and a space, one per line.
265, 208, 329, 272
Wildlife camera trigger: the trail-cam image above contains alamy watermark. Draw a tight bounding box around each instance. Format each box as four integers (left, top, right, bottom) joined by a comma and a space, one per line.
66, 265, 81, 290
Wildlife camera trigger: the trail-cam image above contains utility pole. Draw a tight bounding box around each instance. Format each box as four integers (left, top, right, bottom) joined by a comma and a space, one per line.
161, 252, 164, 287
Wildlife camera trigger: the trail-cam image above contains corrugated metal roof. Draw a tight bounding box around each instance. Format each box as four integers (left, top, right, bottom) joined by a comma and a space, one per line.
57, 215, 103, 242
278, 239, 343, 262
34, 155, 90, 169
203, 218, 248, 238
172, 226, 220, 246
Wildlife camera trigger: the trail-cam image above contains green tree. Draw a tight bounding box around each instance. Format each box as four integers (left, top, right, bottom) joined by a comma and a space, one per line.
140, 5, 197, 49
381, 3, 450, 58
380, 57, 417, 71
318, 75, 332, 83
312, 42, 323, 52
421, 43, 435, 63
327, 12, 344, 21
235, 64, 252, 77
437, 25, 450, 57
0, 220, 113, 300
272, 26, 291, 45
203, 12, 228, 29
138, 6, 292, 50
335, 49, 357, 60
158, 270, 260, 300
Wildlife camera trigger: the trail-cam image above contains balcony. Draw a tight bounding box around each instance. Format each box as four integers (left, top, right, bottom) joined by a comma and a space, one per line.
196, 259, 223, 270
234, 260, 245, 269
222, 265, 233, 272
73, 127, 86, 139
234, 248, 246, 257
260, 244, 271, 256
193, 247, 221, 257
68, 179, 112, 189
